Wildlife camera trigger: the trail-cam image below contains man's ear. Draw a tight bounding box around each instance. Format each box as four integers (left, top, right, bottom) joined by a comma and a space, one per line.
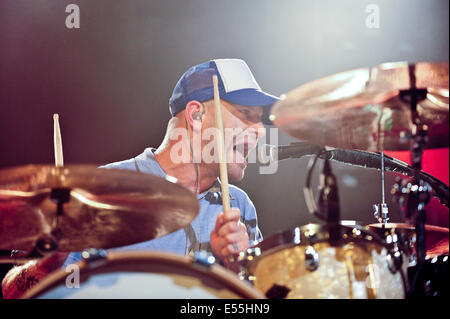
185, 100, 204, 129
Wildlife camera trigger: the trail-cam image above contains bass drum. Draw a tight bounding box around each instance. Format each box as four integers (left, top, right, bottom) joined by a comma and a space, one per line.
239, 223, 409, 299
22, 251, 265, 299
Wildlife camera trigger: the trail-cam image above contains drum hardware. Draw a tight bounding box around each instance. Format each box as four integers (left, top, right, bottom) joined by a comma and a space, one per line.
372, 150, 390, 225
392, 177, 432, 297
373, 203, 390, 225
385, 229, 404, 273
33, 188, 72, 254
304, 246, 319, 271
193, 251, 216, 267
80, 248, 108, 269
390, 68, 435, 297
238, 247, 260, 282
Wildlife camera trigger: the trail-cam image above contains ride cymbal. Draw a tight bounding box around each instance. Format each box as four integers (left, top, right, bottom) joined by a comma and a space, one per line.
271, 62, 449, 151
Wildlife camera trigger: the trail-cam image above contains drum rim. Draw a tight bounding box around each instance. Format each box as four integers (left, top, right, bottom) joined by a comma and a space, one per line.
22, 250, 265, 299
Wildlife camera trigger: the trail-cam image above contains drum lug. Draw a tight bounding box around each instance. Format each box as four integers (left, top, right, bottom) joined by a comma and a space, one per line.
238, 267, 254, 282
193, 251, 215, 267
305, 245, 319, 271
385, 231, 404, 273
387, 250, 403, 273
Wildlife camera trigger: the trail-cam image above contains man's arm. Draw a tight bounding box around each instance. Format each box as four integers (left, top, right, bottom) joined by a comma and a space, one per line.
2, 252, 68, 299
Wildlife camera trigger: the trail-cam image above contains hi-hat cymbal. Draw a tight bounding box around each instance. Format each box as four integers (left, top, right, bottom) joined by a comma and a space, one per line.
0, 165, 199, 252
270, 62, 449, 151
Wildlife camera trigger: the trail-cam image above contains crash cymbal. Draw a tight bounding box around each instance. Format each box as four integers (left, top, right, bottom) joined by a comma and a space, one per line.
270, 62, 449, 151
0, 165, 199, 252
368, 223, 449, 258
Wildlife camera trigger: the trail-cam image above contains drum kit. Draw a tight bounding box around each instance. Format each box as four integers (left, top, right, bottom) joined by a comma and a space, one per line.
0, 61, 448, 299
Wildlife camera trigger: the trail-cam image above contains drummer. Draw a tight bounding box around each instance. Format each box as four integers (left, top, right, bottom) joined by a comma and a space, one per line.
2, 58, 279, 298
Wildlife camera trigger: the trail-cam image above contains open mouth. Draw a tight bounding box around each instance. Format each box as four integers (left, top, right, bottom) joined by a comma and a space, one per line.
232, 143, 249, 167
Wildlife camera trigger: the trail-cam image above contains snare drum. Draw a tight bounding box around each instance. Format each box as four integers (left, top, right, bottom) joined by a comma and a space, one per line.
22, 251, 264, 299
239, 223, 409, 299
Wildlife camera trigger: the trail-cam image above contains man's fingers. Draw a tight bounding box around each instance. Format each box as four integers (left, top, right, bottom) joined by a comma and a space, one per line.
217, 220, 246, 238
214, 212, 224, 233
214, 208, 241, 232
219, 231, 249, 248
221, 241, 248, 257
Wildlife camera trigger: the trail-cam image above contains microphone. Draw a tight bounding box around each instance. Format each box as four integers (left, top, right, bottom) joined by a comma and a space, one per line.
259, 142, 449, 208
261, 142, 410, 171
259, 142, 324, 163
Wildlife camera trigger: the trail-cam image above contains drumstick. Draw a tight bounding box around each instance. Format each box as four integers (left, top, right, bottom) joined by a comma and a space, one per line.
53, 114, 64, 167
212, 75, 231, 217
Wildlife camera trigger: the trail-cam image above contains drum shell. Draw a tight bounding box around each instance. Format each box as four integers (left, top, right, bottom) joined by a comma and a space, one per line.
239, 223, 409, 299
22, 251, 265, 299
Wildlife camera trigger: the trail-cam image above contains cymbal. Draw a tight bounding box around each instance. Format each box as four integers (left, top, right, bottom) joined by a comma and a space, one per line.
368, 223, 449, 258
0, 165, 199, 252
270, 62, 449, 151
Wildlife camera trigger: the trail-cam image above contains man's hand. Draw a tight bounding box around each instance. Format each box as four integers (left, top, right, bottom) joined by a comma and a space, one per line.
210, 208, 249, 273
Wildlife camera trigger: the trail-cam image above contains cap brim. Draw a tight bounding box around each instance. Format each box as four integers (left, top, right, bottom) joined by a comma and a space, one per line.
221, 88, 279, 125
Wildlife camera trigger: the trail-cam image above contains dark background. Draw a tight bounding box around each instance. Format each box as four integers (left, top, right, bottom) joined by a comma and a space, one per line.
0, 0, 449, 297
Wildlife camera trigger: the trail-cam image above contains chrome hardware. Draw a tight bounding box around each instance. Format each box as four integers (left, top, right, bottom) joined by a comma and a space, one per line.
193, 250, 215, 267
385, 231, 403, 273
305, 245, 319, 271
387, 250, 403, 273
81, 248, 108, 269
373, 203, 390, 224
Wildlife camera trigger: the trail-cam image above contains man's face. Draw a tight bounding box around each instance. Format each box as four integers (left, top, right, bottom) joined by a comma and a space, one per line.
201, 100, 266, 182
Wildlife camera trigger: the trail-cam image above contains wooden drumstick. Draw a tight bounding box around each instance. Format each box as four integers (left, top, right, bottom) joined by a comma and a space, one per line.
212, 75, 231, 217
53, 114, 64, 167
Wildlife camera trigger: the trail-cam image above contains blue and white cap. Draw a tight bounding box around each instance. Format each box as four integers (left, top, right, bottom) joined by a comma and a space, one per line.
169, 59, 279, 124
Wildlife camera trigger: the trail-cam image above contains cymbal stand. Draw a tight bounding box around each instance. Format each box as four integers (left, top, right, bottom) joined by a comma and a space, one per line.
0, 188, 70, 264
35, 188, 71, 254
392, 64, 432, 297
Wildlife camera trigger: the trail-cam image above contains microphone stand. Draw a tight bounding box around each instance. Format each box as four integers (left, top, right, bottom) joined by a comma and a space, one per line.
317, 157, 342, 245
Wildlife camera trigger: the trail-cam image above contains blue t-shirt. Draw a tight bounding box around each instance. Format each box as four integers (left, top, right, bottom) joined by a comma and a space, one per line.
63, 148, 263, 266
